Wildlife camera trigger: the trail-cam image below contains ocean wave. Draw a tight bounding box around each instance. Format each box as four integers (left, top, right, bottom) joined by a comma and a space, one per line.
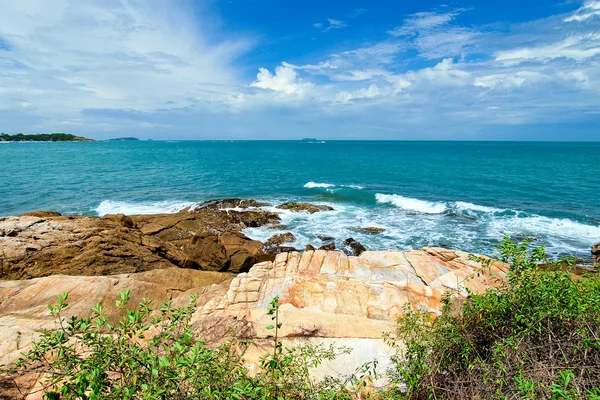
346, 185, 365, 190
304, 182, 335, 189
94, 200, 194, 216
375, 193, 447, 214
489, 214, 600, 243
453, 201, 506, 214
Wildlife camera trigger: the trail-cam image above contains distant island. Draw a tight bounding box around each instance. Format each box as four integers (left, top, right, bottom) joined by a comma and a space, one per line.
0, 133, 94, 142
104, 137, 139, 142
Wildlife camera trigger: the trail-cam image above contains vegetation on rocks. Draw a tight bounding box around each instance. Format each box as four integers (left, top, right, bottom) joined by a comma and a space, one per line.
2, 237, 599, 399
385, 236, 600, 399
0, 133, 93, 142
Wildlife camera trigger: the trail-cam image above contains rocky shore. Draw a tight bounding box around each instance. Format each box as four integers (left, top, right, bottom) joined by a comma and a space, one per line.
1, 199, 598, 398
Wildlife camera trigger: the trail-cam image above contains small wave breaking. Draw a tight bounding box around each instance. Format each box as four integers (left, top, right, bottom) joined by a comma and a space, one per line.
375, 194, 447, 214
94, 200, 194, 217
304, 182, 335, 189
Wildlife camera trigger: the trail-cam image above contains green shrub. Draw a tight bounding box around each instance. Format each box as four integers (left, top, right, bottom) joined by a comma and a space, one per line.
1, 292, 365, 399
384, 236, 600, 399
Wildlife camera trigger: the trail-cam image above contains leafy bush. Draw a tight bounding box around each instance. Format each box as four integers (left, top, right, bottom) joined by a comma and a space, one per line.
384, 236, 600, 399
1, 292, 364, 399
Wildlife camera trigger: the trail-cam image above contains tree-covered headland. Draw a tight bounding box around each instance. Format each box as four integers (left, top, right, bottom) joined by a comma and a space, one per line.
0, 133, 94, 142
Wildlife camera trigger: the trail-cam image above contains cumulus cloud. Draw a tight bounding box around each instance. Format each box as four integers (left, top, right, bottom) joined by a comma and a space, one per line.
250, 64, 313, 95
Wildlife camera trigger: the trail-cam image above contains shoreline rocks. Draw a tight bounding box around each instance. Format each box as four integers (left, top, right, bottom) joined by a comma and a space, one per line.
276, 202, 334, 214
0, 199, 285, 279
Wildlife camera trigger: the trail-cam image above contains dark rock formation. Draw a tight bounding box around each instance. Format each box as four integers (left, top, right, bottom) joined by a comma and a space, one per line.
276, 202, 333, 214
350, 227, 385, 234
341, 238, 366, 256
319, 242, 336, 251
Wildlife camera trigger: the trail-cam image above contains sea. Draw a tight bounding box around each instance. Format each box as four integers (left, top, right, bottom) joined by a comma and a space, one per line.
1, 140, 599, 259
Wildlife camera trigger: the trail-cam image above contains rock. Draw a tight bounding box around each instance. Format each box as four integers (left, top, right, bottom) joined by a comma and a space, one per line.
276, 202, 334, 214
196, 198, 269, 210
305, 244, 316, 251
592, 242, 600, 256
319, 242, 336, 251
317, 235, 335, 241
19, 211, 62, 218
0, 248, 509, 390
265, 232, 296, 247
0, 215, 172, 279
341, 238, 366, 256
1, 202, 281, 279
350, 227, 385, 234
102, 213, 135, 228
0, 268, 233, 367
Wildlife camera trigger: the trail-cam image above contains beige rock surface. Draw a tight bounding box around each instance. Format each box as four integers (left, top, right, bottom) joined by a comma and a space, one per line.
0, 247, 508, 395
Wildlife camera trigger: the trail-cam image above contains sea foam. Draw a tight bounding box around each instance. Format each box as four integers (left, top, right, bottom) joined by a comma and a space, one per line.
94, 200, 194, 217
375, 193, 447, 214
304, 182, 335, 189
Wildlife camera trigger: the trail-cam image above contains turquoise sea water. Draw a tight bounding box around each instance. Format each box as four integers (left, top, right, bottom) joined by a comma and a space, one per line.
1, 141, 599, 258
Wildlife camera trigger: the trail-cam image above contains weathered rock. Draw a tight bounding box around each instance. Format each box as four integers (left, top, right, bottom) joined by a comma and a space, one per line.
196, 198, 269, 210
0, 248, 509, 389
0, 215, 172, 279
0, 245, 514, 399
305, 244, 316, 251
341, 238, 366, 256
1, 201, 280, 279
276, 202, 334, 214
103, 213, 135, 228
19, 211, 62, 218
593, 242, 600, 265
350, 227, 386, 234
319, 242, 336, 251
317, 235, 335, 241
265, 232, 296, 247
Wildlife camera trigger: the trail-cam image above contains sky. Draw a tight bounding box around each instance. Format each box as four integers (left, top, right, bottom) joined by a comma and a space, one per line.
0, 0, 599, 140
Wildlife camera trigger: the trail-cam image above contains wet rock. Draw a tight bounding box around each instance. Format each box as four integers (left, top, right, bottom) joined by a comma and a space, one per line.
305, 244, 316, 251
319, 242, 336, 251
265, 232, 296, 247
276, 202, 334, 214
196, 198, 269, 211
317, 235, 335, 241
350, 227, 385, 234
341, 238, 366, 256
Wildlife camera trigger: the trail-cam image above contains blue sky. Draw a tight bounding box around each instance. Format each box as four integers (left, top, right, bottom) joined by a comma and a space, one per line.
0, 0, 599, 140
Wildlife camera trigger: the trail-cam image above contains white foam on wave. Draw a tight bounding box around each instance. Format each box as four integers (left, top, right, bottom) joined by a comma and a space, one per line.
489, 214, 600, 242
454, 201, 505, 213
304, 181, 335, 189
346, 185, 365, 190
375, 193, 447, 214
94, 200, 194, 216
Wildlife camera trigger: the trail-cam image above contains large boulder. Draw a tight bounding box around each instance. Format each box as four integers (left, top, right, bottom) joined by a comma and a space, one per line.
276, 202, 334, 214
593, 242, 600, 264
0, 200, 281, 279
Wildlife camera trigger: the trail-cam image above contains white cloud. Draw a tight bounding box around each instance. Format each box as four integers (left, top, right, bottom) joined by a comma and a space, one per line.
495, 34, 600, 64
474, 71, 544, 89
335, 84, 382, 103
0, 0, 251, 123
314, 18, 348, 33
250, 64, 313, 95
565, 0, 600, 22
